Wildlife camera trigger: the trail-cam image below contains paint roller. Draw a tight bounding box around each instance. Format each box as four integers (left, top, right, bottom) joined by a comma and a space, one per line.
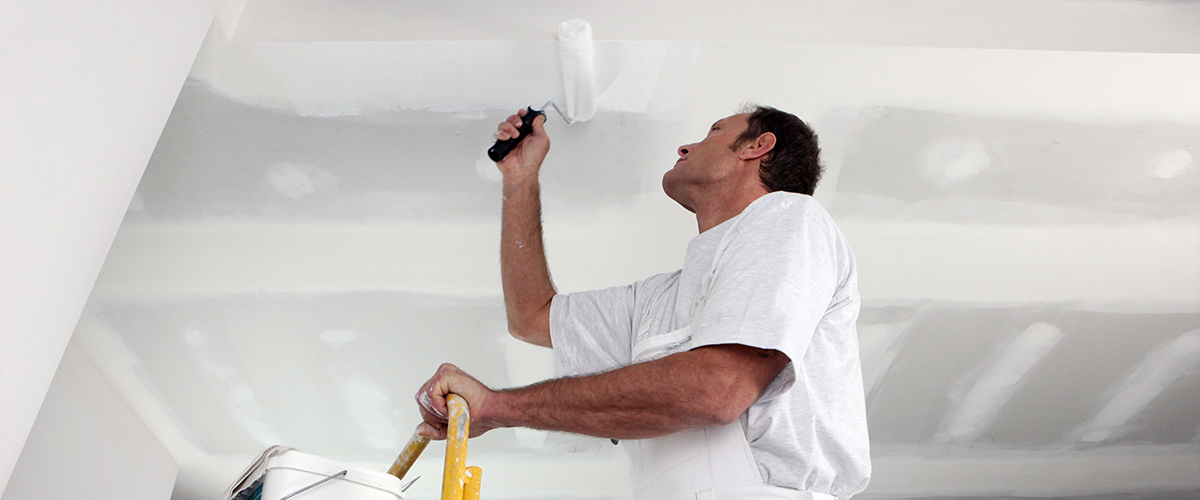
488, 19, 597, 162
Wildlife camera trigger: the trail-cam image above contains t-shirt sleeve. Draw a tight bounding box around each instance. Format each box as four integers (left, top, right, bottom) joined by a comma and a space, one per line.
689, 201, 843, 401
549, 285, 636, 377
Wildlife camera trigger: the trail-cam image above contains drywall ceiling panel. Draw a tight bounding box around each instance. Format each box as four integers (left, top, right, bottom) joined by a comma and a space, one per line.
229, 0, 1200, 53
130, 80, 676, 223
86, 292, 515, 456
85, 295, 1200, 455
861, 305, 1200, 447
829, 108, 1199, 224
135, 84, 1200, 226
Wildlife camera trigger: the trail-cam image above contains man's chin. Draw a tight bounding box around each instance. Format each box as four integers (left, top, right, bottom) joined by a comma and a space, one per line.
662, 168, 684, 189
661, 184, 696, 214
661, 173, 678, 198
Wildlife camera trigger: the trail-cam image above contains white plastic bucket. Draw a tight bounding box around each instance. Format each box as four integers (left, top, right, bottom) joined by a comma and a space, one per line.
261, 450, 405, 500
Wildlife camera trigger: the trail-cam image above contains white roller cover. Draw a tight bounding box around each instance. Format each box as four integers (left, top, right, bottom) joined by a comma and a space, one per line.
557, 19, 597, 123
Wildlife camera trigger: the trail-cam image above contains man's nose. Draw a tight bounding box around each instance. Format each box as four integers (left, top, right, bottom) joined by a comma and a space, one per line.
678, 144, 692, 156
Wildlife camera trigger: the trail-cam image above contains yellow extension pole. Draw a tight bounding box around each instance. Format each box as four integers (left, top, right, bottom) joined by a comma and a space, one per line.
387, 431, 430, 481
464, 466, 482, 500
442, 394, 470, 500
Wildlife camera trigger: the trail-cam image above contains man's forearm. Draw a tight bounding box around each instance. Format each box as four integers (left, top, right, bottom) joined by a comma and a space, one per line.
416, 345, 788, 441
480, 345, 768, 439
500, 173, 555, 346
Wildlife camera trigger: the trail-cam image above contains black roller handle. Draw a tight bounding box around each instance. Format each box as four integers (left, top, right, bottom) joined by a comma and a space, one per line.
488, 107, 545, 162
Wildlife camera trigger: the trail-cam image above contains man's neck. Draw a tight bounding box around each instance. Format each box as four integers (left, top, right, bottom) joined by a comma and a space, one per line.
694, 189, 769, 233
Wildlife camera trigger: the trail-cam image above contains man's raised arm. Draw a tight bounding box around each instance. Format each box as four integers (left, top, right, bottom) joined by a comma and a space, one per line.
495, 109, 555, 347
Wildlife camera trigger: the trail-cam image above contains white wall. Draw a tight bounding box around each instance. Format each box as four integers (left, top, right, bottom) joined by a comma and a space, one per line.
0, 341, 180, 500
0, 0, 217, 495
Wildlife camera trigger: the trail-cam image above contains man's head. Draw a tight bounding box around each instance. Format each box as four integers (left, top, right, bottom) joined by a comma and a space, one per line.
732, 104, 823, 196
663, 105, 822, 221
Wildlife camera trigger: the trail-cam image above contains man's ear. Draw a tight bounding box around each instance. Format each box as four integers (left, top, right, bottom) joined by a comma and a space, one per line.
738, 132, 776, 161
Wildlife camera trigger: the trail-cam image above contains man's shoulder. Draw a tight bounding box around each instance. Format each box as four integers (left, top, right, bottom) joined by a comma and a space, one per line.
739, 192, 837, 233
635, 269, 682, 289
738, 191, 819, 216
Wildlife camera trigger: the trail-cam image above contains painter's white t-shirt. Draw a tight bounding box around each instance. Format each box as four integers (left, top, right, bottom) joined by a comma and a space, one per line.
549, 191, 871, 498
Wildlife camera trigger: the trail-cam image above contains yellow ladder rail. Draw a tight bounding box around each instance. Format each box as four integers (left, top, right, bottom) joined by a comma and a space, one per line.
464, 466, 482, 500
442, 394, 471, 500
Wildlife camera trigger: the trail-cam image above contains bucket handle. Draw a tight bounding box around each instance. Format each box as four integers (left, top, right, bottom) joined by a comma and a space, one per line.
277, 469, 347, 500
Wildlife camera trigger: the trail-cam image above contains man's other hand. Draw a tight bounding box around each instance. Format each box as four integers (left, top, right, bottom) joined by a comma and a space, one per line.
493, 108, 549, 181
414, 363, 499, 439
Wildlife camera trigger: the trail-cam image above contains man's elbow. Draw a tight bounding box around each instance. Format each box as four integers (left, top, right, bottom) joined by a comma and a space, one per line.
508, 323, 551, 347
506, 307, 552, 347
505, 297, 554, 346
684, 345, 784, 426
693, 380, 758, 426
708, 396, 752, 426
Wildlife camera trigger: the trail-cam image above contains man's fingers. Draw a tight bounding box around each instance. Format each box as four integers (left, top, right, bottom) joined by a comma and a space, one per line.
493, 108, 547, 141
417, 385, 447, 419
415, 362, 498, 440
415, 376, 450, 443
531, 113, 546, 136
416, 401, 439, 426
495, 122, 519, 140
495, 112, 525, 140
416, 422, 446, 440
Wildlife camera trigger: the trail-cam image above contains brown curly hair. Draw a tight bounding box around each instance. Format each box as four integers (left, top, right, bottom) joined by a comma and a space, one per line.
729, 104, 823, 195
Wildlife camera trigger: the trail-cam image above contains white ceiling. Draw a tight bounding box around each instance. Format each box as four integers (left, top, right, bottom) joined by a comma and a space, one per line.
226, 0, 1200, 52
75, 1, 1199, 499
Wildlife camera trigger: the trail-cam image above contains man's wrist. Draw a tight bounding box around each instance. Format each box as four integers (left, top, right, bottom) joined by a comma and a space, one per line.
476, 388, 516, 430
502, 170, 539, 190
